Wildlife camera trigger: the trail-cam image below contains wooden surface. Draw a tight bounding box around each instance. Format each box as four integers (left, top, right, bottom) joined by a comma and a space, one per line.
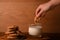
0, 35, 49, 40
0, 32, 60, 40
0, 32, 50, 40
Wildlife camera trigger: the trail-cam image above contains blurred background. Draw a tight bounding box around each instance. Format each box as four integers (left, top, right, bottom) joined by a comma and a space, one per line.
0, 0, 60, 33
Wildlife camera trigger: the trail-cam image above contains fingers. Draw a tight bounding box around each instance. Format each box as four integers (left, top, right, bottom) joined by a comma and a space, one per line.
34, 10, 44, 23
36, 10, 43, 19
34, 9, 46, 23
35, 6, 41, 15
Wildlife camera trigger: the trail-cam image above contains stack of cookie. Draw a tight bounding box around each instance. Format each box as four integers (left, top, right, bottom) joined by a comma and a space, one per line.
5, 25, 20, 39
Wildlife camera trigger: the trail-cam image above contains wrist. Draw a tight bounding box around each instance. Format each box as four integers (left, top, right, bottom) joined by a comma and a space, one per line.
48, 0, 54, 7
47, 0, 57, 9
49, 0, 60, 6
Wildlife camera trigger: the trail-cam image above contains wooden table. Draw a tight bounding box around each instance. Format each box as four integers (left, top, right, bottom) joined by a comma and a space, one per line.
0, 32, 60, 40
0, 36, 50, 40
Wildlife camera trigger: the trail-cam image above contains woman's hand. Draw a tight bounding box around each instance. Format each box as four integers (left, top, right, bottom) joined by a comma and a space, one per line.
34, 2, 52, 22
34, 0, 60, 23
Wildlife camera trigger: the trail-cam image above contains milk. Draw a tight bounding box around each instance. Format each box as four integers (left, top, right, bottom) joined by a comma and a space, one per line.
28, 23, 42, 37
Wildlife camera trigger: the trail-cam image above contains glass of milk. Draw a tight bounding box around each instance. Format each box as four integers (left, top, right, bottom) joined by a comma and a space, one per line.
28, 23, 42, 37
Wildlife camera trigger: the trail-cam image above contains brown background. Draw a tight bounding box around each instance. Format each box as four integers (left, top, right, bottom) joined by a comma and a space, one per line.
0, 0, 60, 33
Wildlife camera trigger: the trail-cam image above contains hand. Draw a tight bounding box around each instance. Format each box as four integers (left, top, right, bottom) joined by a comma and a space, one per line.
34, 2, 52, 22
